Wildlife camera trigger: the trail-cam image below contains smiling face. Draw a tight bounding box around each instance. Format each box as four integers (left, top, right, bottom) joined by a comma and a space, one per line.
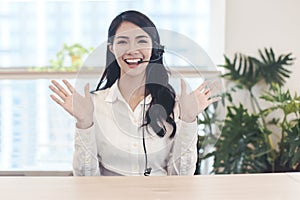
109, 21, 153, 78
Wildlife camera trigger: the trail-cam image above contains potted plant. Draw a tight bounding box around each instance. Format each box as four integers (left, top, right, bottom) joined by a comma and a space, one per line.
196, 48, 300, 174
49, 43, 94, 71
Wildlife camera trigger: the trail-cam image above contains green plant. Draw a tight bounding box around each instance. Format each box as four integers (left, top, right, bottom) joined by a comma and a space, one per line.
198, 48, 300, 174
49, 43, 94, 71
31, 43, 94, 72
195, 101, 221, 174
261, 84, 300, 172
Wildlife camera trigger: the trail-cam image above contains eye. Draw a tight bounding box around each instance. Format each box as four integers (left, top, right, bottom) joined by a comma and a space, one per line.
116, 40, 127, 45
138, 39, 148, 44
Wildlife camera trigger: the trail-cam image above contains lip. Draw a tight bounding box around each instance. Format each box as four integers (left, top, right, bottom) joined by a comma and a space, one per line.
128, 64, 139, 69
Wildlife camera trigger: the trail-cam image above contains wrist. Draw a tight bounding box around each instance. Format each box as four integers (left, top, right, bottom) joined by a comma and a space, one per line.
179, 115, 196, 123
178, 102, 196, 123
76, 119, 93, 129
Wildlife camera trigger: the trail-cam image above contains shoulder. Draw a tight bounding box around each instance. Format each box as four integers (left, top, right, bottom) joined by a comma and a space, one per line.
91, 81, 119, 103
91, 88, 110, 101
91, 88, 109, 95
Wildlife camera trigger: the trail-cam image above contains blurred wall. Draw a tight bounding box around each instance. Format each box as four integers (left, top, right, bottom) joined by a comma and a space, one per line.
225, 0, 300, 94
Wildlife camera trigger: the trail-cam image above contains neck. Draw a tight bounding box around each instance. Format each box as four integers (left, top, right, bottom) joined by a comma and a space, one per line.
118, 74, 146, 104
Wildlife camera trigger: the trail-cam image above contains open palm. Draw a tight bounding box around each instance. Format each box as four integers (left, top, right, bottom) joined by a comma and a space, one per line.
49, 80, 94, 128
179, 79, 221, 123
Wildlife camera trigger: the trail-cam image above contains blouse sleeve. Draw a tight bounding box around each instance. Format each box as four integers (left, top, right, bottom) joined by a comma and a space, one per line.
167, 103, 198, 175
73, 124, 100, 176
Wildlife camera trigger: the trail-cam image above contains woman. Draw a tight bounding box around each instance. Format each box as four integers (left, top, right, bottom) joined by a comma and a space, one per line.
49, 10, 220, 176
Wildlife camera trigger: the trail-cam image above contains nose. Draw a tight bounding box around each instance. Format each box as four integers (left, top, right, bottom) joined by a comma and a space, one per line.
126, 42, 140, 54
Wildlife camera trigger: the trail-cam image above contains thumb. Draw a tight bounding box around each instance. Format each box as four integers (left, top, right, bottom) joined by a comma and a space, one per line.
84, 83, 90, 97
180, 79, 187, 96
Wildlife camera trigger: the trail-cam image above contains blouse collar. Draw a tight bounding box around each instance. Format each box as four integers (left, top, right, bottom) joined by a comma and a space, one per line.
105, 80, 152, 105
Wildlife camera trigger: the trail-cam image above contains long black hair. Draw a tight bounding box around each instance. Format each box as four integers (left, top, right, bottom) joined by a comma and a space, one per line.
95, 10, 176, 138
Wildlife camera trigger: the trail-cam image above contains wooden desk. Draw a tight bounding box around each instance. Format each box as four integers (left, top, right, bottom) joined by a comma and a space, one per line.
1, 173, 299, 200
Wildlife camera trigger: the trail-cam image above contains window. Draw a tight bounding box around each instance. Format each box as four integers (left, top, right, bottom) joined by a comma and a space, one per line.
0, 0, 225, 172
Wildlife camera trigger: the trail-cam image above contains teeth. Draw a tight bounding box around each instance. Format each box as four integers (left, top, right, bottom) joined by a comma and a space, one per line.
125, 58, 142, 64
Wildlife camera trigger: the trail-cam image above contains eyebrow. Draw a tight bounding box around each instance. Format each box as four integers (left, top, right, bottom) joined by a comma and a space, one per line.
115, 35, 150, 39
115, 36, 129, 39
136, 35, 149, 39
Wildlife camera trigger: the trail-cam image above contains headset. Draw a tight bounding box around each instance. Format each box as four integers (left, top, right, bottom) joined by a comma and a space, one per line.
138, 44, 164, 64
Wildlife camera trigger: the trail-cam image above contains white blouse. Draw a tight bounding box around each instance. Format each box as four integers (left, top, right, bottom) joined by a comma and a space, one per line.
73, 81, 198, 176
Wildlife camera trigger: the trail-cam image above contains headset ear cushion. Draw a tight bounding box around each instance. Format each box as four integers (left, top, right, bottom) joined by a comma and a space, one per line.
155, 45, 164, 57
159, 45, 165, 53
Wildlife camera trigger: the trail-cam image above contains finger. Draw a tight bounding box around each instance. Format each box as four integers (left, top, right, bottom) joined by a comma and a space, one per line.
84, 83, 91, 98
208, 81, 221, 93
51, 80, 69, 97
50, 94, 64, 107
62, 79, 75, 94
195, 90, 211, 101
195, 80, 210, 93
49, 85, 67, 101
180, 79, 187, 96
208, 96, 222, 104
50, 94, 74, 117
205, 91, 212, 98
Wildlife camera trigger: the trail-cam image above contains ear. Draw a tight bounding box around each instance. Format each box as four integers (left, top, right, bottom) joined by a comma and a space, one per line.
108, 43, 114, 54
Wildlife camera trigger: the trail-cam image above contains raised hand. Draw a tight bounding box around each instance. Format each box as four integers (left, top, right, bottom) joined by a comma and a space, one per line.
178, 79, 221, 123
49, 80, 94, 129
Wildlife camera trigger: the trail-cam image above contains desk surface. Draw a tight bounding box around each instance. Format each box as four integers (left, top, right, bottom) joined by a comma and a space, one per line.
1, 173, 300, 200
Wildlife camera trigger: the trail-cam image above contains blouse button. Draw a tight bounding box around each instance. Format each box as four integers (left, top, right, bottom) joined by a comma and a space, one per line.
133, 119, 138, 124
85, 157, 91, 163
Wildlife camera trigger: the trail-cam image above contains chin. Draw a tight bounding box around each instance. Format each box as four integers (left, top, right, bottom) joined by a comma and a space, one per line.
121, 65, 147, 78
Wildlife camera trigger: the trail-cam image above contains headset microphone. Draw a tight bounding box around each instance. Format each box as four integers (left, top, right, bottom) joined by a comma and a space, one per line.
137, 45, 165, 64
137, 55, 163, 64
